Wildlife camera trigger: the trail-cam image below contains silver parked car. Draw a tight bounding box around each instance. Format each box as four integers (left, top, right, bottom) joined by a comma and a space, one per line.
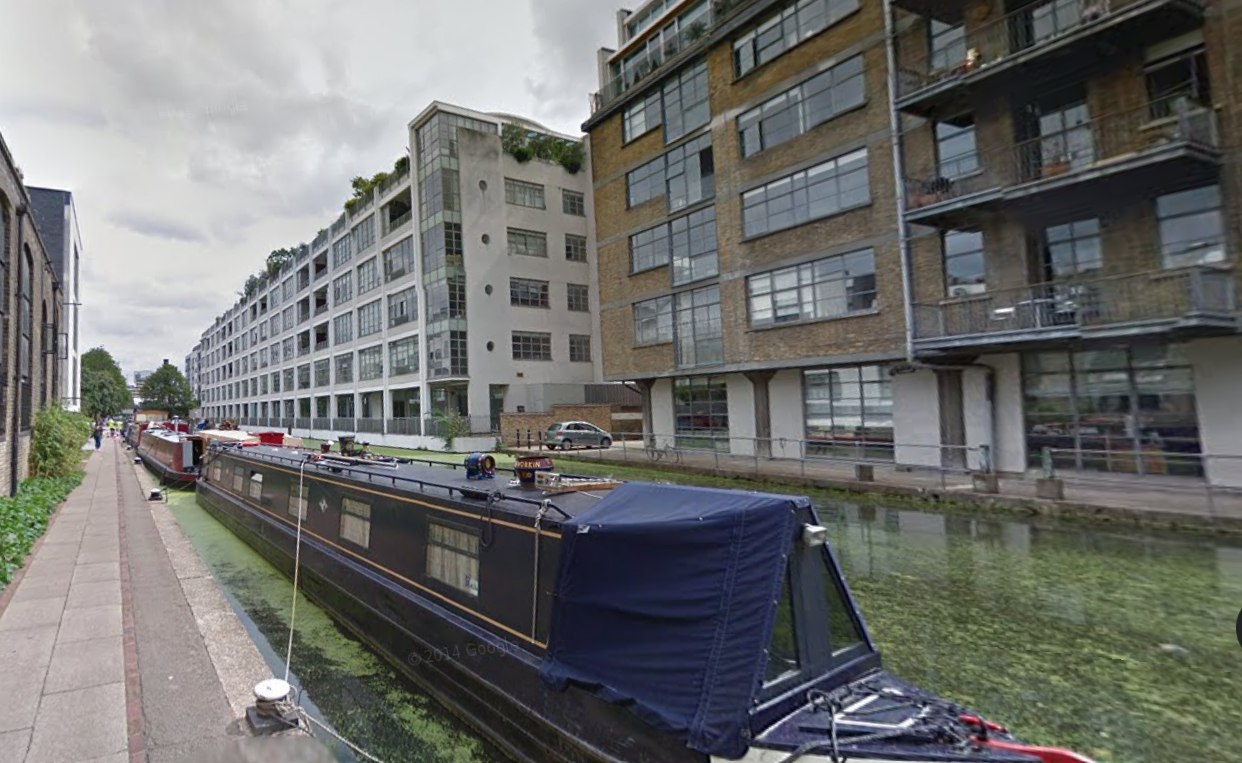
545, 421, 612, 450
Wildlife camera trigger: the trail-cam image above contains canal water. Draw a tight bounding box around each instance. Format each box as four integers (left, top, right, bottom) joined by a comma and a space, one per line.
165, 490, 1242, 763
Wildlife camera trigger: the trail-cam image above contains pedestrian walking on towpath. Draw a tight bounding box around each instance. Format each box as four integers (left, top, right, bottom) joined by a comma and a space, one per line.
92, 419, 103, 449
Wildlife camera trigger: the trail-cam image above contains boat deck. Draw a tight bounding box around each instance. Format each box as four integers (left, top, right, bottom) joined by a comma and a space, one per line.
212, 445, 616, 521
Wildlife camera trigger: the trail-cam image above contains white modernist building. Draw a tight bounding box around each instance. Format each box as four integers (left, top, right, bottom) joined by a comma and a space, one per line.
26, 187, 82, 411
192, 102, 602, 450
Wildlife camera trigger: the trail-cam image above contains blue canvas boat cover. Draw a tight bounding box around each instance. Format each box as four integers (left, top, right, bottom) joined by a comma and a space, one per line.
539, 481, 805, 759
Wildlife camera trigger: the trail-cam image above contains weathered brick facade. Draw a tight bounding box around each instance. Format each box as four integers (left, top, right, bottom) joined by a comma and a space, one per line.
500, 404, 615, 446
0, 131, 66, 495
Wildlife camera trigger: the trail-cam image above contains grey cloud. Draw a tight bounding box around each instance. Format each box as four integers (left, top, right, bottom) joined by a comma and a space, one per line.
0, 98, 108, 128
107, 211, 208, 243
526, 0, 616, 130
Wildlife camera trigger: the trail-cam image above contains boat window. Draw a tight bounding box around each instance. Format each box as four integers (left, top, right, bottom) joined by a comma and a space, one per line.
232, 467, 245, 493
289, 482, 308, 521
822, 556, 864, 655
211, 461, 222, 482
340, 497, 371, 548
248, 472, 264, 501
426, 521, 480, 597
763, 568, 800, 685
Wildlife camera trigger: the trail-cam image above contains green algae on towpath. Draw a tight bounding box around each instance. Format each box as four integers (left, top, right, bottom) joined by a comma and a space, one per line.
165, 491, 505, 763
166, 475, 1242, 763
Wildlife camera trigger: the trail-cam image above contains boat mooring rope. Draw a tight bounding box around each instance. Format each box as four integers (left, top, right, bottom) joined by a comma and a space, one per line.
273, 456, 390, 763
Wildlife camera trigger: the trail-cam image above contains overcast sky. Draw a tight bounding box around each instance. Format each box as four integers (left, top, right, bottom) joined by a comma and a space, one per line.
0, 0, 617, 381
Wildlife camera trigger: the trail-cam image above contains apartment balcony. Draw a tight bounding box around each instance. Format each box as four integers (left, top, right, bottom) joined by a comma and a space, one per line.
314, 340, 329, 353
333, 417, 356, 432
377, 165, 411, 199
904, 100, 1219, 229
295, 418, 311, 430
382, 209, 412, 238
297, 345, 311, 358
314, 304, 329, 317
387, 418, 422, 436
312, 417, 331, 430
912, 266, 1236, 353
894, 0, 1205, 118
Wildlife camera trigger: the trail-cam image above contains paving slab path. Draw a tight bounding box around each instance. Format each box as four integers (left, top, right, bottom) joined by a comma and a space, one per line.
0, 439, 319, 763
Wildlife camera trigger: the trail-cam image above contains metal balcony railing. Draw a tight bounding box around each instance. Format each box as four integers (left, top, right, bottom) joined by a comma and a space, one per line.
904, 98, 1219, 220
333, 417, 356, 432
312, 417, 331, 430
357, 419, 384, 434
382, 210, 412, 237
295, 418, 311, 430
314, 304, 329, 317
314, 340, 329, 353
913, 266, 1235, 349
298, 345, 310, 357
377, 166, 410, 197
895, 0, 1205, 107
386, 418, 422, 436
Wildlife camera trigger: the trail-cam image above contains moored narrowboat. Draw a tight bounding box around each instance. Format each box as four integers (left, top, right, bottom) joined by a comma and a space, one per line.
135, 425, 204, 488
195, 443, 1099, 763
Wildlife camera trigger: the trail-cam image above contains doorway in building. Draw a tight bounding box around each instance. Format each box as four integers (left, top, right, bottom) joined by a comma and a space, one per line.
489, 385, 506, 434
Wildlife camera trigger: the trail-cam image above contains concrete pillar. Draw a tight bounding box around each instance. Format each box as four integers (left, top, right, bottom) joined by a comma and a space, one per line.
634, 379, 655, 449
744, 370, 776, 458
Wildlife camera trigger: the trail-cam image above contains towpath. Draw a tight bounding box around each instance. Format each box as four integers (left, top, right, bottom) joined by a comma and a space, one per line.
0, 439, 329, 763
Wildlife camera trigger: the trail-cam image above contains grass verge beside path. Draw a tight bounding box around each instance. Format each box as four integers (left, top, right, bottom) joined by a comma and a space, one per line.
0, 472, 86, 590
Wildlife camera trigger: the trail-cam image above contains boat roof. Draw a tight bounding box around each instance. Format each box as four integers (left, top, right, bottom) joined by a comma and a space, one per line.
215, 444, 613, 520
198, 430, 259, 443
142, 427, 198, 442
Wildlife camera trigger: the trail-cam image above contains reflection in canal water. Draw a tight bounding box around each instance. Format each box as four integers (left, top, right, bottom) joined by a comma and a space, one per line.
167, 489, 1241, 763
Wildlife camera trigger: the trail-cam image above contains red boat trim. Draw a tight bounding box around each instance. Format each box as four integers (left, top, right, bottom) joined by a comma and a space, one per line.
974, 736, 1101, 763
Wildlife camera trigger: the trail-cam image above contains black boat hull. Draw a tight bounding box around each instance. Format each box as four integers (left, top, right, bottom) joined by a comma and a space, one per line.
195, 481, 705, 763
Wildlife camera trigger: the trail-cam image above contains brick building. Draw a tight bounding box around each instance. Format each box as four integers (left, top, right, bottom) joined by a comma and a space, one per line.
0, 130, 67, 494
584, 0, 1242, 487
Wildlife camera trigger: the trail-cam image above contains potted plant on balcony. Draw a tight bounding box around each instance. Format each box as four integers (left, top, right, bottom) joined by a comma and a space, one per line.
1042, 152, 1072, 177
911, 176, 954, 207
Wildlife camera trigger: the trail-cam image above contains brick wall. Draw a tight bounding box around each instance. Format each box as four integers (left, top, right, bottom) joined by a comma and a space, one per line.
500, 403, 615, 446
0, 130, 63, 493
591, 3, 903, 382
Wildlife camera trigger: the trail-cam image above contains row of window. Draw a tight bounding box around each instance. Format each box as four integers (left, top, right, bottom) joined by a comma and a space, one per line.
512, 332, 593, 363
218, 464, 481, 597
509, 279, 591, 311
504, 178, 586, 216
507, 229, 590, 261
632, 248, 877, 358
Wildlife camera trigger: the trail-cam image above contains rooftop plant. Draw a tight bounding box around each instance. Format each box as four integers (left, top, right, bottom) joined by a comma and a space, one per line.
501, 123, 584, 174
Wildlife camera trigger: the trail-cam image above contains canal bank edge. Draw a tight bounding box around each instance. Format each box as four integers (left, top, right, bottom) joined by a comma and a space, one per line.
535, 450, 1242, 538
124, 452, 309, 731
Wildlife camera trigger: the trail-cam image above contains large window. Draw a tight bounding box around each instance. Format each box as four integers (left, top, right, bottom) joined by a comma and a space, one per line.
335, 353, 353, 384
742, 149, 869, 237
388, 286, 417, 328
944, 230, 985, 297
333, 272, 352, 305
1023, 347, 1202, 476
357, 299, 383, 337
738, 55, 865, 158
352, 215, 375, 253
804, 366, 893, 459
565, 234, 588, 262
1145, 42, 1210, 119
623, 91, 662, 143
332, 236, 352, 269
505, 178, 545, 209
333, 312, 353, 344
670, 206, 717, 285
734, 0, 860, 77
282, 306, 295, 331
1043, 219, 1101, 279
507, 228, 548, 258
929, 20, 966, 71
935, 119, 978, 179
314, 359, 329, 387
512, 331, 552, 361
382, 237, 414, 282
630, 223, 671, 273
426, 522, 480, 597
663, 60, 710, 143
340, 497, 371, 548
356, 257, 380, 295
747, 248, 876, 326
562, 189, 586, 216
1156, 185, 1223, 268
390, 336, 418, 376
248, 472, 264, 501
510, 277, 549, 308
569, 334, 592, 363
289, 482, 308, 521
567, 283, 590, 312
283, 277, 295, 301
666, 134, 714, 212
358, 345, 383, 380
674, 285, 722, 368
626, 157, 665, 207
673, 376, 729, 451
634, 296, 674, 345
